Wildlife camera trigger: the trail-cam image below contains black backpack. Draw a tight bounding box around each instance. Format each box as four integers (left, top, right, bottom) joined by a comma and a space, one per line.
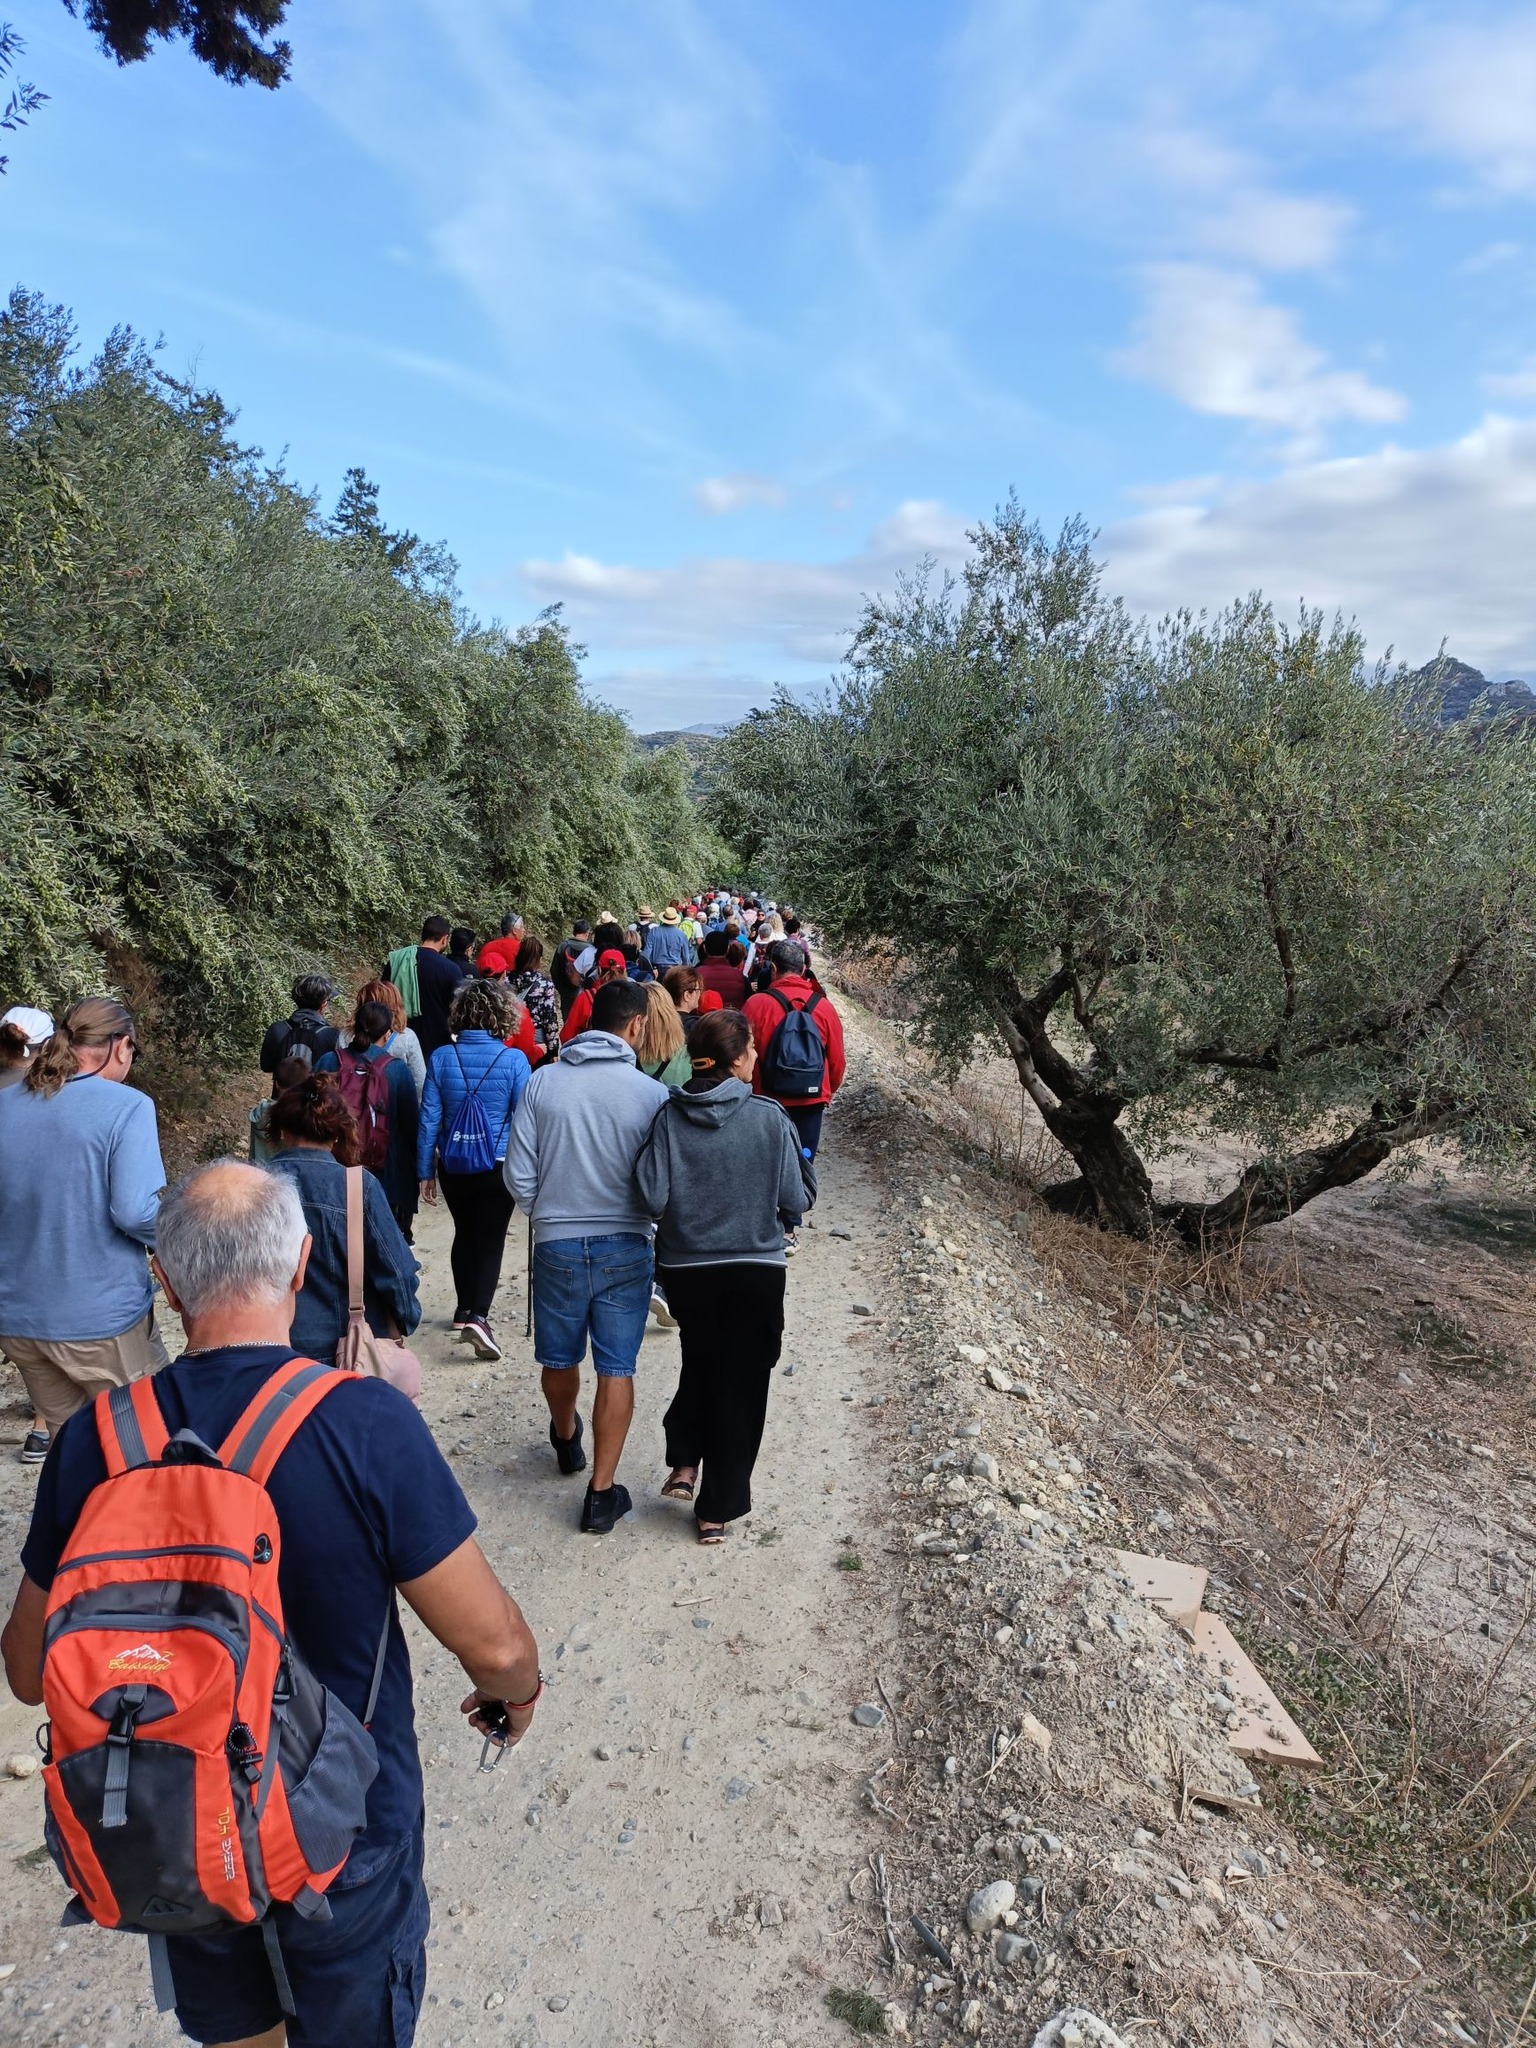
757, 989, 826, 1099
552, 940, 585, 993
280, 1012, 330, 1063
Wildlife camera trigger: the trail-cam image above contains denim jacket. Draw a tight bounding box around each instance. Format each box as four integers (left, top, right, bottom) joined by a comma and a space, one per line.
265, 1148, 420, 1363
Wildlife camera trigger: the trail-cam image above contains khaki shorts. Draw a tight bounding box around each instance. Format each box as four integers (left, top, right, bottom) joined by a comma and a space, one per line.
0, 1310, 171, 1437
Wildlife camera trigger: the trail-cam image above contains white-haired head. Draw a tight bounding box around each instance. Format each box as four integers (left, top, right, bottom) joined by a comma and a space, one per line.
155, 1161, 307, 1318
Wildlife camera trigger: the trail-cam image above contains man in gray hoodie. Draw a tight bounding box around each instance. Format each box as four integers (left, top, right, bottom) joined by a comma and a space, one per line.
504, 978, 669, 1532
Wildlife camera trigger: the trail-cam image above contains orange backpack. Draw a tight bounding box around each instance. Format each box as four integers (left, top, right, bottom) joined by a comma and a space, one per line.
40, 1360, 384, 2015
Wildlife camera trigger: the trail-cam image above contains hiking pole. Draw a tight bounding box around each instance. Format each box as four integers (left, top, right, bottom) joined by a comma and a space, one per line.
525, 1216, 534, 1339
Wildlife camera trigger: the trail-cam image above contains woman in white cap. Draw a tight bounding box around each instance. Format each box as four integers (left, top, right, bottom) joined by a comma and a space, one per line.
0, 1005, 53, 1091
0, 1011, 58, 1454
0, 999, 169, 1466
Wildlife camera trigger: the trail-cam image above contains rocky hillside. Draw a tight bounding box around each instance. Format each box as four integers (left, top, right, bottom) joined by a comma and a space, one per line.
1409, 655, 1536, 727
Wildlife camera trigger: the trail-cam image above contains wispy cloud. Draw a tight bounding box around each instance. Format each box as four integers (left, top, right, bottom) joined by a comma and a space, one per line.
1104, 413, 1536, 674
1371, 14, 1536, 197
520, 500, 970, 664
1115, 264, 1406, 453
1484, 360, 1536, 401
692, 473, 790, 515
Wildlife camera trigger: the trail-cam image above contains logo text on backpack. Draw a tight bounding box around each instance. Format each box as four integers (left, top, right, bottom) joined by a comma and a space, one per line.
107, 1643, 174, 1677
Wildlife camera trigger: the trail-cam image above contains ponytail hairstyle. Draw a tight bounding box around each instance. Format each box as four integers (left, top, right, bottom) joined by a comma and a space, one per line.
264, 1070, 361, 1166
685, 1008, 751, 1087
0, 1022, 30, 1071
25, 997, 136, 1099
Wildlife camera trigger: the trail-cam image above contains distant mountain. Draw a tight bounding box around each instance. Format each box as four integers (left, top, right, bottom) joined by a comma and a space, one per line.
1409, 655, 1536, 727
635, 725, 730, 755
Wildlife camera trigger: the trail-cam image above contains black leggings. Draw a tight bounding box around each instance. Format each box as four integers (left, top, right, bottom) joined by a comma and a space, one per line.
438, 1168, 516, 1319
658, 1262, 786, 1525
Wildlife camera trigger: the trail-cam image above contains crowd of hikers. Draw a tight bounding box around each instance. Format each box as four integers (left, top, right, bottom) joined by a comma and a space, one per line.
0, 887, 844, 2048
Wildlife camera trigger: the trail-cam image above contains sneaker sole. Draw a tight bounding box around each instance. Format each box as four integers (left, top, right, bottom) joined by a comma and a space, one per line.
465, 1328, 502, 1360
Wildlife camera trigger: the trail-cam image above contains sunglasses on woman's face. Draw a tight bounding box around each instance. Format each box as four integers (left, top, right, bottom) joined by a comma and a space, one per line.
114, 1032, 139, 1065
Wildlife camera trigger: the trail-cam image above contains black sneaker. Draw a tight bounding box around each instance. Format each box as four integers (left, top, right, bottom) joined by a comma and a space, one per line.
462, 1315, 502, 1361
19, 1429, 49, 1465
550, 1413, 587, 1476
580, 1482, 633, 1534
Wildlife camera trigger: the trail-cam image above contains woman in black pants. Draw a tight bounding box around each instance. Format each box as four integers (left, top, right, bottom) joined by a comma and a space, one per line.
634, 1009, 815, 1542
417, 977, 531, 1361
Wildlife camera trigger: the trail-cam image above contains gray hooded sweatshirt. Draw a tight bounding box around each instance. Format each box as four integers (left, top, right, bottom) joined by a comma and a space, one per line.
633, 1077, 816, 1269
504, 1032, 670, 1243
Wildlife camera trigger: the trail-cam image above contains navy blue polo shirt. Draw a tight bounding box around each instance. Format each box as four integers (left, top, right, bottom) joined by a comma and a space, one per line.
21, 1345, 475, 1856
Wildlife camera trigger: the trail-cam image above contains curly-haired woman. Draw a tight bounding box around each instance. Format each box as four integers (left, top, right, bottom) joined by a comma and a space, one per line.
417, 978, 532, 1360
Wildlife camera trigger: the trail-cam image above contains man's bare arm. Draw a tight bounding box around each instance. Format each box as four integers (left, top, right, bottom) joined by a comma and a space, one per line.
1, 1575, 47, 1706
398, 1537, 541, 1743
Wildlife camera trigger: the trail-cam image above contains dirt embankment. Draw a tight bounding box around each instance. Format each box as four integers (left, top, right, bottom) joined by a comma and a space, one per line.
0, 981, 1528, 2047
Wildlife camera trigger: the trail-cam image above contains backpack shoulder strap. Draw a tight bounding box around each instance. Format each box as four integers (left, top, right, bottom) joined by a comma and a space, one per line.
803, 992, 823, 1015
217, 1358, 349, 1483
97, 1375, 170, 1475
765, 988, 793, 1016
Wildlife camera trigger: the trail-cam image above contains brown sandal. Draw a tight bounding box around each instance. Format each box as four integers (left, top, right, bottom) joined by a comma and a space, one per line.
661, 1467, 696, 1501
696, 1521, 727, 1545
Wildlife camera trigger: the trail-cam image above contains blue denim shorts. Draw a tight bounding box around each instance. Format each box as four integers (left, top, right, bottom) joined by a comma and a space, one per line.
166, 1828, 427, 2046
532, 1232, 654, 1377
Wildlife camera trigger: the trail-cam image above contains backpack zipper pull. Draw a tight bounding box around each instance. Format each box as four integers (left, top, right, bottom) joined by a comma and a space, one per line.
228, 1721, 265, 1785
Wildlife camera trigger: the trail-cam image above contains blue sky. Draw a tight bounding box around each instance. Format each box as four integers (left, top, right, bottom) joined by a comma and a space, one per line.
8, 0, 1536, 726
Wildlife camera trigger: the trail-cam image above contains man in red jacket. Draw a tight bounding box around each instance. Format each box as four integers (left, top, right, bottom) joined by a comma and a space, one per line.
742, 941, 846, 1244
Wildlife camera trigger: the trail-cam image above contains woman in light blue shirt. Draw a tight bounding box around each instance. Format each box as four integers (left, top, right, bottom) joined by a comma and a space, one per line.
0, 998, 169, 1460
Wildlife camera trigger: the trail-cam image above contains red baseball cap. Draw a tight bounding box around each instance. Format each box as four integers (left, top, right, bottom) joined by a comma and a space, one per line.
597, 949, 627, 973
697, 990, 724, 1013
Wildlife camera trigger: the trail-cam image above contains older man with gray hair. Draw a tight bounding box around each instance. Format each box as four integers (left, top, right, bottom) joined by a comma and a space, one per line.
2, 1160, 540, 2048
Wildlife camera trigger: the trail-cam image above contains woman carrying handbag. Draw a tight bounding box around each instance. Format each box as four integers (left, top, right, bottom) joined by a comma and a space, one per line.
337, 1162, 423, 1399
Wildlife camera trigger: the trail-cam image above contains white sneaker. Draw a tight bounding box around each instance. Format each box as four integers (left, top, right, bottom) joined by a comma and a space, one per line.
650, 1288, 678, 1328
784, 1229, 800, 1257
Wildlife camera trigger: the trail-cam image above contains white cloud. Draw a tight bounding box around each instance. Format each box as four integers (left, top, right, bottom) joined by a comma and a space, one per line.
536, 425, 1536, 717
1103, 413, 1536, 675
1374, 17, 1536, 196
520, 500, 971, 664
692, 473, 790, 515
1115, 264, 1406, 450
1136, 120, 1353, 272
1484, 360, 1536, 401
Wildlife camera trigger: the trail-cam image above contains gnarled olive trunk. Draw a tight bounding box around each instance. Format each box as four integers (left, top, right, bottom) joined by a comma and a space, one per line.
1157, 1092, 1461, 1251
997, 975, 1461, 1248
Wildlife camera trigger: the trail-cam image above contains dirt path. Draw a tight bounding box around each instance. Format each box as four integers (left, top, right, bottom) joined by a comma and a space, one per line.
0, 1105, 897, 2048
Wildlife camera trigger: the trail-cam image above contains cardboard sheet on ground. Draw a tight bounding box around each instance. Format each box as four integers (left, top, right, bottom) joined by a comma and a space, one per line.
1114, 1549, 1323, 1773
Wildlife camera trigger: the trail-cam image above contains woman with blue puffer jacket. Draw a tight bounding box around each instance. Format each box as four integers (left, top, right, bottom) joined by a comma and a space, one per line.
417, 978, 531, 1360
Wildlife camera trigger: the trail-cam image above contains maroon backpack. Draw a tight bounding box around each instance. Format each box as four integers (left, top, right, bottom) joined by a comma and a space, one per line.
334, 1050, 391, 1174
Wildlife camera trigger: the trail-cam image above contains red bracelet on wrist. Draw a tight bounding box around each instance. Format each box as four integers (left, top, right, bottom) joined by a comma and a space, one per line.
506, 1679, 544, 1712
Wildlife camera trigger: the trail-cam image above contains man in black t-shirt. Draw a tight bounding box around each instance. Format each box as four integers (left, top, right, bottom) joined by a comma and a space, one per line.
1, 1162, 541, 2048
398, 914, 468, 1060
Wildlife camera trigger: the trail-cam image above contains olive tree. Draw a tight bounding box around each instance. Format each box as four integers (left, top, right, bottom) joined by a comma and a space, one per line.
714, 502, 1536, 1244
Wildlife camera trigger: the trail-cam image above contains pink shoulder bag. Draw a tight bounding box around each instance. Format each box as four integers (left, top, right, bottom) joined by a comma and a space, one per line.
335, 1165, 423, 1401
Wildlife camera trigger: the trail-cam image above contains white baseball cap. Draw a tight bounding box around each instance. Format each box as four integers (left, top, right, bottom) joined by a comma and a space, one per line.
2, 1005, 55, 1050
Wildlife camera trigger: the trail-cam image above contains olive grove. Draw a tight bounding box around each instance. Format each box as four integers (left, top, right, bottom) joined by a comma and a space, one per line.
0, 290, 718, 1055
